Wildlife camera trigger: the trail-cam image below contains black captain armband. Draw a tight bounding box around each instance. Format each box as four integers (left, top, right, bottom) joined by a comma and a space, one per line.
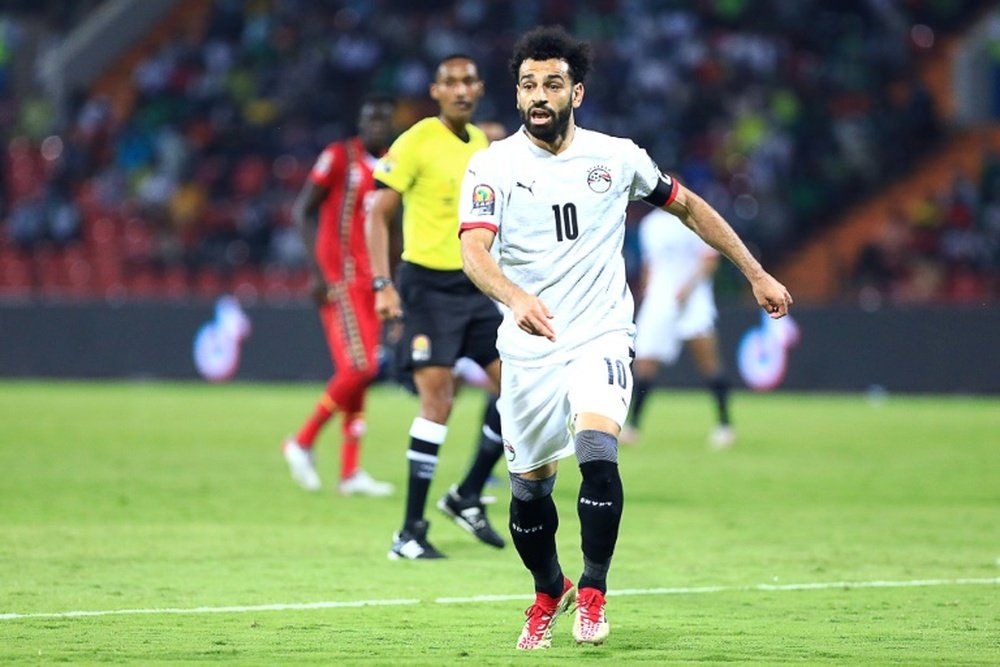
642, 169, 680, 208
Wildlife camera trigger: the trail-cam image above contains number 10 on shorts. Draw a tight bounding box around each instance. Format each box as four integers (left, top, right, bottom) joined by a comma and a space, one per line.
604, 357, 627, 388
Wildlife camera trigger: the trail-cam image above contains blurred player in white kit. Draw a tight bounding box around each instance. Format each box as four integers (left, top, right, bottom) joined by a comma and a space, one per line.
622, 207, 735, 449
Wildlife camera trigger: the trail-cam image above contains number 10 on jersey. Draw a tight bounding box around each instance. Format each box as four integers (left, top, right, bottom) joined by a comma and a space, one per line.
552, 203, 579, 241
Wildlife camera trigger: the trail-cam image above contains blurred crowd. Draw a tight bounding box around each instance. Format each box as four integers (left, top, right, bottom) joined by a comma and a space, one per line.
0, 0, 997, 302
854, 149, 1000, 305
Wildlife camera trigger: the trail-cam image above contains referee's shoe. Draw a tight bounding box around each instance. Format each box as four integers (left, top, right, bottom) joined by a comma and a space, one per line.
437, 485, 505, 548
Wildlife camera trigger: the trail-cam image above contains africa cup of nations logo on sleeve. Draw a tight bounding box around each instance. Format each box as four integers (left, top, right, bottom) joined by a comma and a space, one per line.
472, 184, 495, 215
587, 165, 612, 193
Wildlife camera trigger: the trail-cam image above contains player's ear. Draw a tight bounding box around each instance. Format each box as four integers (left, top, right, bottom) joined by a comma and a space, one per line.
430, 81, 441, 102
572, 82, 585, 108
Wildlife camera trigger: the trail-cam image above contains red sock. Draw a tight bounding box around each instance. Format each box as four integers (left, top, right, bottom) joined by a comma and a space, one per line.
340, 414, 364, 479
296, 394, 337, 448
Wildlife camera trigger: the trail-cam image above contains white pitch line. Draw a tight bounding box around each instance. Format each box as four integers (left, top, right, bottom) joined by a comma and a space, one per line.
437, 577, 1000, 603
2, 577, 998, 621
0, 598, 420, 621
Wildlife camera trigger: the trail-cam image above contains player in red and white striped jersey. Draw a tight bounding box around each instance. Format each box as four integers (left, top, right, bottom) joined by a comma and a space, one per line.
282, 95, 396, 497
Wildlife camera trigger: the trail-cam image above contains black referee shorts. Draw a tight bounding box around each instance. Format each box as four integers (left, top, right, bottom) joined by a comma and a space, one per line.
395, 261, 501, 372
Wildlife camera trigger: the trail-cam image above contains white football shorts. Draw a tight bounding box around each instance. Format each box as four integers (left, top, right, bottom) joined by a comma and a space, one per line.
634, 287, 717, 362
498, 335, 633, 474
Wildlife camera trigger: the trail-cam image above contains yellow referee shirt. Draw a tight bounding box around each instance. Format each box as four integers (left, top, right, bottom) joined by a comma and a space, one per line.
374, 117, 488, 271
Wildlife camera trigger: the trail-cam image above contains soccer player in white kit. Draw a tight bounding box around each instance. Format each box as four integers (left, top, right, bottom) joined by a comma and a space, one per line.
622, 207, 735, 448
458, 26, 792, 650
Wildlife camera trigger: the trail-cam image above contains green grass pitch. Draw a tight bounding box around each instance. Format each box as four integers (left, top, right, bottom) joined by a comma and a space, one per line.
1, 380, 997, 664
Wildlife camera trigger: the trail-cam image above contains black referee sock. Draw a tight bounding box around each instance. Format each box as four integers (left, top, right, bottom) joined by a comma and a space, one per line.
456, 397, 503, 499
509, 494, 563, 598
707, 374, 731, 426
403, 418, 446, 528
577, 460, 624, 593
629, 377, 652, 428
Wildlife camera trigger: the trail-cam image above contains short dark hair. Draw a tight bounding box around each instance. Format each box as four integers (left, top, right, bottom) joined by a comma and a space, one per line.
509, 26, 591, 84
437, 53, 478, 72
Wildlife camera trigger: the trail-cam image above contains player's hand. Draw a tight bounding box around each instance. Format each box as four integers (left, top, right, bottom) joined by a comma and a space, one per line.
375, 285, 403, 321
751, 273, 793, 319
510, 292, 556, 341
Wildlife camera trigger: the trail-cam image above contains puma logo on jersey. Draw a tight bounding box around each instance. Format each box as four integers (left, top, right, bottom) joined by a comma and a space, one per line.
515, 180, 535, 195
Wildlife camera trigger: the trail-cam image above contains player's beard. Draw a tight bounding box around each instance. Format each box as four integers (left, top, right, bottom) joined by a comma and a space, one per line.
520, 102, 572, 144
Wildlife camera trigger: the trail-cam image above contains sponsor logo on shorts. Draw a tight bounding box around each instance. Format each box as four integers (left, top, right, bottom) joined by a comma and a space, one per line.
411, 334, 431, 362
503, 439, 516, 462
587, 165, 612, 193
471, 184, 495, 215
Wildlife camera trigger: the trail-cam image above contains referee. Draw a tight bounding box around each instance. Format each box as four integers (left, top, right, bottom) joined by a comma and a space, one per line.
367, 54, 505, 560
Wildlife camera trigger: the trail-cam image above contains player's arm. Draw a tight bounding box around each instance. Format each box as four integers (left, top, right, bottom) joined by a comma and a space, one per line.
665, 184, 792, 318
460, 227, 556, 341
292, 179, 330, 306
365, 185, 403, 320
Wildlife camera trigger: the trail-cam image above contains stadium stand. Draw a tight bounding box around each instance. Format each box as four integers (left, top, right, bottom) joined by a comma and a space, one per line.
0, 0, 997, 303
780, 126, 1000, 303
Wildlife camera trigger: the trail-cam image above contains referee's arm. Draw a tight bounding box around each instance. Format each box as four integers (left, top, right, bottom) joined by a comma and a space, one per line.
366, 184, 403, 320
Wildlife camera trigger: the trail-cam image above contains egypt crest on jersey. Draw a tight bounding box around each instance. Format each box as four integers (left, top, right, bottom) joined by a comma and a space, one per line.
459, 127, 666, 364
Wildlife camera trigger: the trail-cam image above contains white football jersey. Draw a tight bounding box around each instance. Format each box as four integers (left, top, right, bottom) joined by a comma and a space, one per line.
634, 208, 720, 361
459, 127, 669, 363
638, 207, 718, 299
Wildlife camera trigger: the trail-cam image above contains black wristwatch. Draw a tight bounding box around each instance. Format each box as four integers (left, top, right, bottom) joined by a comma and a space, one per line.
372, 277, 393, 292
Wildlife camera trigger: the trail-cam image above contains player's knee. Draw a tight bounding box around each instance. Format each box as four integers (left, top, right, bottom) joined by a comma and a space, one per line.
418, 395, 453, 423
575, 429, 618, 465
414, 373, 454, 419
343, 415, 366, 438
509, 472, 556, 502
580, 460, 619, 492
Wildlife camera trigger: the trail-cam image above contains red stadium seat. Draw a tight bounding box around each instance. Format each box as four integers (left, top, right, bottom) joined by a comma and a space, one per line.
62, 248, 95, 298
0, 248, 34, 297
84, 217, 120, 254
122, 218, 154, 264
125, 265, 161, 300
232, 266, 263, 304
161, 266, 190, 299
194, 267, 224, 299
